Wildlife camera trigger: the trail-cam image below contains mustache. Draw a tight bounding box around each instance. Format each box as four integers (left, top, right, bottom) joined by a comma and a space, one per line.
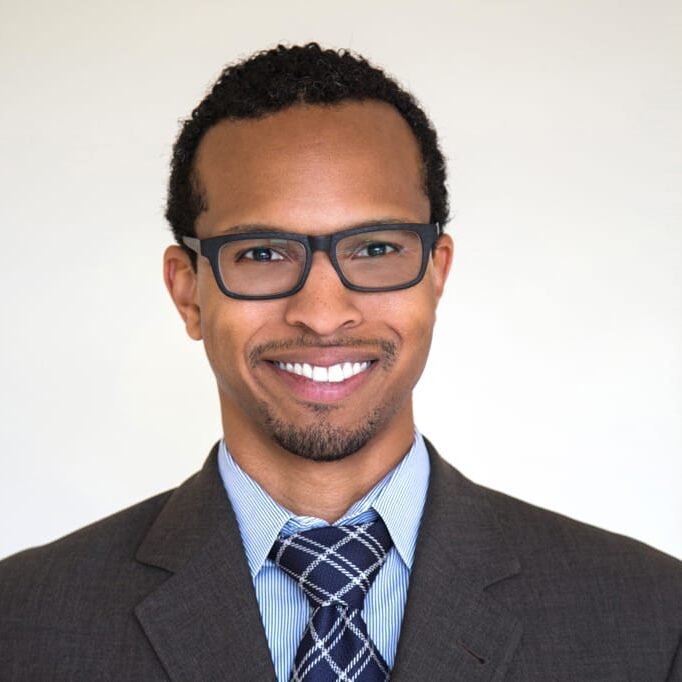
249, 336, 397, 366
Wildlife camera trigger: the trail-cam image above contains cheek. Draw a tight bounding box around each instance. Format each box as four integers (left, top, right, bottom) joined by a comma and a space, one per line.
370, 287, 437, 337
200, 318, 239, 388
198, 300, 272, 379
367, 290, 437, 369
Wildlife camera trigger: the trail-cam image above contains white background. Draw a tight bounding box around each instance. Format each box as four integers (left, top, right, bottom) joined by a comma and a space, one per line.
1, 0, 680, 560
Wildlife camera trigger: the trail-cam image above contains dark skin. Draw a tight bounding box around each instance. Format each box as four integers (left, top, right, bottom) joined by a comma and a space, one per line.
164, 101, 453, 521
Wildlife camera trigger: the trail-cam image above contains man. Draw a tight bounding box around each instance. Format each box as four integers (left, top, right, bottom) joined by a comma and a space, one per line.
0, 43, 680, 681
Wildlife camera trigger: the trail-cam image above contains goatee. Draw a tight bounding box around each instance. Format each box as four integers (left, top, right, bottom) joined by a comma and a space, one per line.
261, 405, 385, 462
250, 335, 400, 461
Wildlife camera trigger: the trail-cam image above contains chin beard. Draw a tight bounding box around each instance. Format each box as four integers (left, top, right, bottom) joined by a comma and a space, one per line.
260, 405, 387, 462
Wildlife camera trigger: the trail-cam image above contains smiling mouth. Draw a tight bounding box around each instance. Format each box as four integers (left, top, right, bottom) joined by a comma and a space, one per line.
272, 360, 373, 383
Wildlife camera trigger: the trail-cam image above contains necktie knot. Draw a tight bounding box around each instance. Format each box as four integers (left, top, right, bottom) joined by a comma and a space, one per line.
269, 519, 392, 611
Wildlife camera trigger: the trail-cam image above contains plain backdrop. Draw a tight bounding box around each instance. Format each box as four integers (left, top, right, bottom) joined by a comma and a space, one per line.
1, 0, 680, 560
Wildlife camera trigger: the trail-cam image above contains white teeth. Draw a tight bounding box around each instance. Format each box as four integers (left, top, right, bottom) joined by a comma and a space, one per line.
328, 364, 344, 383
312, 366, 328, 382
275, 360, 371, 383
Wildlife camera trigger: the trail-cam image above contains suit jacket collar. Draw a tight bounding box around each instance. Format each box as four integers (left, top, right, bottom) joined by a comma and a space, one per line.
133, 440, 522, 681
391, 439, 522, 680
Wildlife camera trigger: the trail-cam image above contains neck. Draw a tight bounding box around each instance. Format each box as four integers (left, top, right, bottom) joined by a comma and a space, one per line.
221, 406, 415, 523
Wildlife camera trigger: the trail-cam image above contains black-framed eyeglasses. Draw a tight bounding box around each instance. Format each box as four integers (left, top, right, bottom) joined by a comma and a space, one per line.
182, 222, 442, 300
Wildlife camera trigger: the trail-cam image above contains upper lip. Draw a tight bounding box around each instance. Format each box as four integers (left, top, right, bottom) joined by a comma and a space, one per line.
261, 349, 379, 366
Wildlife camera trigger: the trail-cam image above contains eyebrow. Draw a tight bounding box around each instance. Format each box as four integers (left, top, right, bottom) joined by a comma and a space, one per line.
214, 217, 414, 236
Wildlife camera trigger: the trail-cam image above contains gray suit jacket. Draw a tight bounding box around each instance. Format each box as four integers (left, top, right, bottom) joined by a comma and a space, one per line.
1, 441, 681, 681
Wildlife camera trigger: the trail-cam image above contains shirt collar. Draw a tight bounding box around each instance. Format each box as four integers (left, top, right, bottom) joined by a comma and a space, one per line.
370, 432, 429, 568
218, 441, 291, 577
218, 432, 430, 577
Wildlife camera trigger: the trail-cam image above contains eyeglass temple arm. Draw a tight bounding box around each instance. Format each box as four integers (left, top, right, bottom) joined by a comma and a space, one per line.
182, 236, 201, 254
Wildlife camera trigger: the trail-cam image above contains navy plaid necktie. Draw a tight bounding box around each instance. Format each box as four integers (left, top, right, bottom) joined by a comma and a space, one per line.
269, 519, 393, 682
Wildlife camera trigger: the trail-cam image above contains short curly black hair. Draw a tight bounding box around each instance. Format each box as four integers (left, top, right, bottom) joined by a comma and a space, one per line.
165, 43, 449, 265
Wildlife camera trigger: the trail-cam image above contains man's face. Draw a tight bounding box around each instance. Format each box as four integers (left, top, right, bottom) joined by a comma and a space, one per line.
170, 101, 452, 461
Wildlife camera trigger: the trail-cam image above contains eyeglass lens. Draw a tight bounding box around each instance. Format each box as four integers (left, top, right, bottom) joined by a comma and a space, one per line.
217, 229, 424, 296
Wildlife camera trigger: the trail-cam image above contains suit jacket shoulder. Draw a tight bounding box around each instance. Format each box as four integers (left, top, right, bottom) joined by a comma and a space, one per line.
0, 487, 174, 680
0, 445, 277, 681
482, 475, 682, 587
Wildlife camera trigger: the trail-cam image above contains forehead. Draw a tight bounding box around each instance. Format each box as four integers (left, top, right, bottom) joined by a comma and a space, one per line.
193, 100, 429, 236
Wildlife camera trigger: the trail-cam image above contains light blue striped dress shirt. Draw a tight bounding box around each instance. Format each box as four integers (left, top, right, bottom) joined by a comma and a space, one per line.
217, 432, 430, 682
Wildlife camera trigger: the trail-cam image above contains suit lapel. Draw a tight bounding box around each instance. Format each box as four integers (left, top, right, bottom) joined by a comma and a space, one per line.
392, 441, 523, 681
133, 444, 276, 681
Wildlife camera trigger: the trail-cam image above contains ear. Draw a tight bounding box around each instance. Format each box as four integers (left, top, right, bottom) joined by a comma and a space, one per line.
163, 245, 202, 340
430, 232, 454, 300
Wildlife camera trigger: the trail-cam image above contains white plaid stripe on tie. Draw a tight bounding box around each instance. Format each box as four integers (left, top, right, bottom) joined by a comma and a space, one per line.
269, 519, 393, 681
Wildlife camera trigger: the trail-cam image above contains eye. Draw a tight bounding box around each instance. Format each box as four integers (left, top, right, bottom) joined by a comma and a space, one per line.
355, 242, 399, 258
239, 247, 286, 262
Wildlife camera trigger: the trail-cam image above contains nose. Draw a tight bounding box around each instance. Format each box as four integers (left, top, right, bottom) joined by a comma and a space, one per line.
283, 252, 363, 336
